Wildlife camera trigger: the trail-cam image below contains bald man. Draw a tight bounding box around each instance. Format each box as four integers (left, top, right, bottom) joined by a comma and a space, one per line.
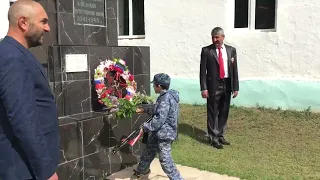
0, 1, 59, 180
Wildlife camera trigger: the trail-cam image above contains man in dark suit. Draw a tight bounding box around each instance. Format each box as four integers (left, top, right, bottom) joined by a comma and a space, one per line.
0, 1, 59, 179
199, 27, 239, 149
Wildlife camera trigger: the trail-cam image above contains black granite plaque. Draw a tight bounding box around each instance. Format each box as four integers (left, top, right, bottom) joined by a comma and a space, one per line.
74, 0, 106, 26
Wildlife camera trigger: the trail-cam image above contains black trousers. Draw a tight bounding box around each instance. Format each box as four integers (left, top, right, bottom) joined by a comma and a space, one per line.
206, 78, 232, 141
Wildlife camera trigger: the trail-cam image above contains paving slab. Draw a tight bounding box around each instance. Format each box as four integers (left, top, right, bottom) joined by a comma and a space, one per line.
106, 158, 240, 180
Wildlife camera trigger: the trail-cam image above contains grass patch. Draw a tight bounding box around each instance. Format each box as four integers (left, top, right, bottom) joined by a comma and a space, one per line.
172, 104, 320, 180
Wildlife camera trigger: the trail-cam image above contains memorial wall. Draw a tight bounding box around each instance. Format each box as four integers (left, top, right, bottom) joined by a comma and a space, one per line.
29, 0, 151, 179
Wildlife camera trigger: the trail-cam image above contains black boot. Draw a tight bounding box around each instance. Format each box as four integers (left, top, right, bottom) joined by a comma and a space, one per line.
211, 139, 223, 149
130, 169, 151, 180
219, 137, 230, 145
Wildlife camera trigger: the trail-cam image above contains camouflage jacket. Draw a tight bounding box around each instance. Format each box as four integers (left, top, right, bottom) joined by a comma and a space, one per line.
143, 89, 180, 140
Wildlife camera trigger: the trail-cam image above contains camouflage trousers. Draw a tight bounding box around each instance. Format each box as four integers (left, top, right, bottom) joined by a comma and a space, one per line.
136, 135, 184, 180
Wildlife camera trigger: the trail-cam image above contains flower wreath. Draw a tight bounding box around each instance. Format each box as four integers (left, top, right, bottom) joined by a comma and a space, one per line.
94, 58, 136, 113
94, 58, 155, 119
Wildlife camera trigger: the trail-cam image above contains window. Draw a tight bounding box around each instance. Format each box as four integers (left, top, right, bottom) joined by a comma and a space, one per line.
234, 0, 249, 28
234, 0, 276, 30
118, 0, 145, 38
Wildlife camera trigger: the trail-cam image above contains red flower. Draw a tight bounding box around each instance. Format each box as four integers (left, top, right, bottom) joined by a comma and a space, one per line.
95, 83, 105, 89
120, 82, 128, 88
129, 74, 134, 81
125, 95, 131, 100
109, 65, 115, 71
106, 88, 113, 94
114, 67, 123, 73
101, 91, 108, 99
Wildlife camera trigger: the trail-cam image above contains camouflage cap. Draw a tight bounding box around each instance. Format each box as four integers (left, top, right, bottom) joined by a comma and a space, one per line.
150, 73, 171, 86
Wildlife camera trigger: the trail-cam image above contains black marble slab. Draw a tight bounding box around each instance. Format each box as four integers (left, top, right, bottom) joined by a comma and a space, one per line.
83, 116, 105, 155
33, 0, 118, 64
28, 1, 152, 179
56, 0, 118, 47
57, 112, 150, 179
48, 45, 150, 117
131, 114, 148, 156
59, 121, 83, 163
32, 0, 151, 117
106, 0, 118, 46
57, 158, 84, 180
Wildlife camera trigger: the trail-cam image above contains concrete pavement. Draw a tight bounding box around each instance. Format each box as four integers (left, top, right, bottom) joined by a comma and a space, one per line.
106, 158, 240, 180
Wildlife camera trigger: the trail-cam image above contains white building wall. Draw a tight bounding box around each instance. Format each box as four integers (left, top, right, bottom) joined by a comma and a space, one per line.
119, 0, 320, 80
0, 1, 10, 39
0, 0, 319, 110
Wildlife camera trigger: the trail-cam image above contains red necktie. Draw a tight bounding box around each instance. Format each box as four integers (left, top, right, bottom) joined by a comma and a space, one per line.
218, 47, 225, 79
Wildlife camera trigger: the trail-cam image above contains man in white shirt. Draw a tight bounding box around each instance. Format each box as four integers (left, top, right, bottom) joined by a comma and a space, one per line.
199, 27, 239, 149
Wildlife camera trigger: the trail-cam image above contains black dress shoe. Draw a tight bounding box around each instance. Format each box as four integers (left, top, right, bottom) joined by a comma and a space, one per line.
211, 140, 223, 149
219, 137, 230, 145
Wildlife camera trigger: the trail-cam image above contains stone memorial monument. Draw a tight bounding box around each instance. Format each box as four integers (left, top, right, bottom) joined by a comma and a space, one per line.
29, 0, 151, 179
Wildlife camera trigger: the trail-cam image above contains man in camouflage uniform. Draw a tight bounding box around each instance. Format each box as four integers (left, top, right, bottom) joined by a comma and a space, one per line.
131, 73, 184, 180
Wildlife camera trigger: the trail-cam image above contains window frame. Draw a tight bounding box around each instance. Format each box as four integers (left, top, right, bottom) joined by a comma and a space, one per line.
233, 0, 278, 32
117, 0, 146, 39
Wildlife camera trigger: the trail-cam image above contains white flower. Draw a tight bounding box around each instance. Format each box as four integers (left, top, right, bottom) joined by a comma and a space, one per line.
126, 86, 136, 96
104, 60, 113, 67
120, 73, 129, 80
119, 59, 126, 65
96, 89, 103, 94
98, 65, 105, 72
